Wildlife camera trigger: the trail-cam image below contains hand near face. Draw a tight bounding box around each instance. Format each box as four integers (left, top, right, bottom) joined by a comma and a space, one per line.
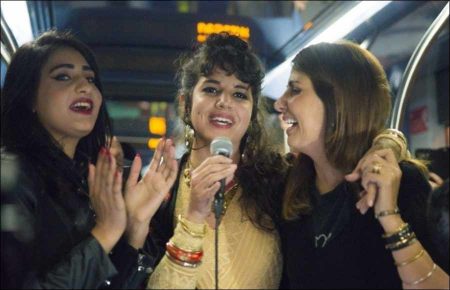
88, 147, 126, 253
124, 138, 178, 248
345, 149, 402, 217
186, 155, 237, 224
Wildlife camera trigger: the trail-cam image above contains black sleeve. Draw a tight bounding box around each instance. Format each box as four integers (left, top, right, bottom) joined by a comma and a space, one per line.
8, 158, 118, 289
397, 162, 449, 272
23, 236, 118, 289
358, 162, 432, 288
106, 237, 154, 289
144, 196, 175, 268
397, 162, 432, 252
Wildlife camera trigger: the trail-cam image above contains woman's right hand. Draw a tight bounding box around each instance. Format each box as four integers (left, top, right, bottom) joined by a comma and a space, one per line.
186, 155, 237, 224
88, 147, 127, 253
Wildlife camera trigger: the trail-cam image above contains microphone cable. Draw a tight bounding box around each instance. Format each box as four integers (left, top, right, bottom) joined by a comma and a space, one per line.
214, 179, 225, 290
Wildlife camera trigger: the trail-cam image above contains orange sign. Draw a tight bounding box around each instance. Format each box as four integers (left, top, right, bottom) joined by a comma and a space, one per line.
197, 22, 250, 42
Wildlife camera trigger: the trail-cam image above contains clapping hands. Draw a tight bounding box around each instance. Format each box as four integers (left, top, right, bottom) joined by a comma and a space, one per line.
89, 138, 178, 251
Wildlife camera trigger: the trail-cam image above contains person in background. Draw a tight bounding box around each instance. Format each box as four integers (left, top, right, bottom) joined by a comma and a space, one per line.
0, 30, 178, 289
275, 40, 449, 289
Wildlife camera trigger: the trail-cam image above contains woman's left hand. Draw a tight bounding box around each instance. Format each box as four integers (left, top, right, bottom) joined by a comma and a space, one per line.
345, 149, 402, 216
124, 138, 178, 248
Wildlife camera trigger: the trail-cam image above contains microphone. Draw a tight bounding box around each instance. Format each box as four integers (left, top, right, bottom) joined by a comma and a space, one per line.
210, 137, 233, 220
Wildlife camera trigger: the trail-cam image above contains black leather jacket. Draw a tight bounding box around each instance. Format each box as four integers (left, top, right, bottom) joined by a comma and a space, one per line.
2, 150, 153, 289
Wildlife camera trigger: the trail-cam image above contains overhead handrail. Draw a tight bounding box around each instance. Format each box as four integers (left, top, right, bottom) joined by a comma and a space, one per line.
1, 14, 19, 55
390, 2, 449, 129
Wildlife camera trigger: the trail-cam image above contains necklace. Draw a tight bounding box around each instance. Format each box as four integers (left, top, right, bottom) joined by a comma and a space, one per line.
183, 159, 240, 217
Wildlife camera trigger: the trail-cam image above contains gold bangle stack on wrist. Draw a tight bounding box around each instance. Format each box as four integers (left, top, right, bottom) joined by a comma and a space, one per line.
165, 214, 207, 268
177, 214, 206, 238
382, 222, 417, 251
373, 128, 410, 161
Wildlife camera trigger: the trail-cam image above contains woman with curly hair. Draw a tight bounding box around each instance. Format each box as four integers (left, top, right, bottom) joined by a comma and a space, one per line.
145, 33, 408, 289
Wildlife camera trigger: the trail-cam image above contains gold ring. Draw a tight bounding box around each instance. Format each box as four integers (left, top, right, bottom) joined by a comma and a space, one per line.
372, 163, 382, 174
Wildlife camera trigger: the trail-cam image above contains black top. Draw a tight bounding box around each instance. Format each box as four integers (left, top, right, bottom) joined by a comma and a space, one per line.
2, 150, 152, 289
279, 162, 433, 289
143, 155, 187, 272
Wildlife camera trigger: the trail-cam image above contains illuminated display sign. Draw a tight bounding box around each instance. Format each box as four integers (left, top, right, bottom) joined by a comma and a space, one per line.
148, 138, 160, 150
197, 22, 250, 42
148, 116, 167, 136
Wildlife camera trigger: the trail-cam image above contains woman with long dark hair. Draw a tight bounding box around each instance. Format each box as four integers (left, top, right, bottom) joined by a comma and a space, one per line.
1, 30, 178, 288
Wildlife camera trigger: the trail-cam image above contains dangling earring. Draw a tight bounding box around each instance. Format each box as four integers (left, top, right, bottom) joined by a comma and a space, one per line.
184, 124, 195, 151
240, 133, 250, 163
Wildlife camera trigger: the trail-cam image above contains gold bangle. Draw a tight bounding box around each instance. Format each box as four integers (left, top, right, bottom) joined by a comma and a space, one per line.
382, 222, 408, 238
402, 263, 437, 286
386, 237, 417, 251
383, 128, 407, 143
177, 214, 206, 238
395, 249, 425, 267
373, 132, 408, 161
165, 252, 202, 268
375, 208, 400, 219
374, 129, 407, 145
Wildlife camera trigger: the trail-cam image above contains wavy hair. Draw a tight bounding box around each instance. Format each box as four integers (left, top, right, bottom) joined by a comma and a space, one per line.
176, 33, 288, 231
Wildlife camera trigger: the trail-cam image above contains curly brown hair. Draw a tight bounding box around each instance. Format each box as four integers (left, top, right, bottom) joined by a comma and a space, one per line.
176, 33, 288, 231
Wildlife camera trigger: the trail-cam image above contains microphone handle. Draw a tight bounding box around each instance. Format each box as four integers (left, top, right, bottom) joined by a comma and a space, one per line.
214, 179, 226, 220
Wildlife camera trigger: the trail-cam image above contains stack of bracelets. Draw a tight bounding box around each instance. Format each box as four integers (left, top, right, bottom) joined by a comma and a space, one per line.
165, 214, 206, 268
377, 208, 438, 285
382, 222, 417, 251
372, 128, 411, 161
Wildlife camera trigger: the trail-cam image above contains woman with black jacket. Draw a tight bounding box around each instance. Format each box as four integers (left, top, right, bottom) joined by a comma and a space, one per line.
1, 30, 178, 289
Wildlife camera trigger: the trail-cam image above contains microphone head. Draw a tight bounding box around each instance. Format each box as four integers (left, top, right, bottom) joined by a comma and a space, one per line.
210, 137, 233, 157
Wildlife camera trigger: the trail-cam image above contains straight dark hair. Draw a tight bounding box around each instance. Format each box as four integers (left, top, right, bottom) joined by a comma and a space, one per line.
282, 41, 426, 220
1, 29, 111, 217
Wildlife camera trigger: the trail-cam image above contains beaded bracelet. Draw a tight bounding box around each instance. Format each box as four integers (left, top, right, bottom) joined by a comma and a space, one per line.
402, 263, 437, 286
395, 249, 425, 267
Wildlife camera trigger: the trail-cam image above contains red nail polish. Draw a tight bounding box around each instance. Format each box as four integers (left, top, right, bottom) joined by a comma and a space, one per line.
100, 147, 106, 155
135, 153, 141, 159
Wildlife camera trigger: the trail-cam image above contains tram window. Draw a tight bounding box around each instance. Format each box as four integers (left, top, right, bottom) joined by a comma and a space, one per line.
105, 100, 180, 165
367, 1, 449, 180
403, 26, 449, 180
368, 1, 447, 97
